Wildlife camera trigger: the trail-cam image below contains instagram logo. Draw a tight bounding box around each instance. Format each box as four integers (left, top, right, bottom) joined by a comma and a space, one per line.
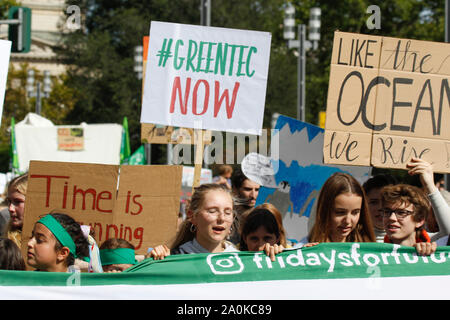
207, 253, 244, 275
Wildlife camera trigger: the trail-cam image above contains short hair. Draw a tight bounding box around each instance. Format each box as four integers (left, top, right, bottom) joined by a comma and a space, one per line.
363, 174, 397, 194
231, 168, 248, 190
381, 184, 431, 228
100, 238, 134, 250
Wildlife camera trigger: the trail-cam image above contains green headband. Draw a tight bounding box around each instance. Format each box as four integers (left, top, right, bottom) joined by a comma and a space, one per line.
37, 215, 77, 258
100, 248, 137, 266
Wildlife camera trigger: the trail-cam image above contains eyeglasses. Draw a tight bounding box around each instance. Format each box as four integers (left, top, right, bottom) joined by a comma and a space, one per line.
205, 208, 234, 221
379, 208, 414, 221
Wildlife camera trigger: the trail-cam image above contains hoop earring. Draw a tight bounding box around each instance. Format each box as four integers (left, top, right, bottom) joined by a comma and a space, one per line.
190, 223, 197, 233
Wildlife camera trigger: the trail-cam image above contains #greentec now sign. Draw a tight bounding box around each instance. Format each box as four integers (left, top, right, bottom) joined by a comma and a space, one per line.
141, 21, 271, 136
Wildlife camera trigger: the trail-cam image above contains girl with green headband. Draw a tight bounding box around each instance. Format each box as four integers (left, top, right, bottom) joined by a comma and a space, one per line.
99, 238, 137, 272
27, 213, 89, 272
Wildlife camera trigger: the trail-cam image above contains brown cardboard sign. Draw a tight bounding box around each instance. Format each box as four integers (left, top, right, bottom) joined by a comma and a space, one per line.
21, 161, 182, 256
141, 123, 212, 145
324, 31, 450, 173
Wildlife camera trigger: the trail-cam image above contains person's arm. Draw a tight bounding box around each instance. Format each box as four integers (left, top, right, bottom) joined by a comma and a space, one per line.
407, 158, 450, 239
428, 191, 450, 239
145, 244, 171, 260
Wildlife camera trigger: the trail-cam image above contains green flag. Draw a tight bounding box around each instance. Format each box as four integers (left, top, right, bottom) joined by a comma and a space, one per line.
9, 117, 19, 174
120, 117, 131, 164
128, 145, 146, 165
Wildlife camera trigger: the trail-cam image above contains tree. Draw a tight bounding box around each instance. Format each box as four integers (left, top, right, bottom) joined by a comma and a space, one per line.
288, 0, 446, 125
56, 0, 203, 160
0, 64, 78, 171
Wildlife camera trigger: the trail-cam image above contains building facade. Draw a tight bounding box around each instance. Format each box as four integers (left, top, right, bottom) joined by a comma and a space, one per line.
1, 0, 68, 76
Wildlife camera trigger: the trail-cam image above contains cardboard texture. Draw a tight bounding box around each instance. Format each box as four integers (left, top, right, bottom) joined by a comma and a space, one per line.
21, 161, 182, 256
324, 31, 450, 173
140, 36, 213, 146
140, 21, 271, 136
141, 123, 212, 145
57, 128, 84, 151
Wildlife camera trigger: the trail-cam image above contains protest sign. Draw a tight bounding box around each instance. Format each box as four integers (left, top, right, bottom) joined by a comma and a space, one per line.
57, 127, 84, 151
241, 152, 277, 188
21, 161, 182, 256
256, 115, 370, 244
0, 40, 11, 125
141, 123, 212, 145
141, 21, 271, 136
324, 31, 450, 173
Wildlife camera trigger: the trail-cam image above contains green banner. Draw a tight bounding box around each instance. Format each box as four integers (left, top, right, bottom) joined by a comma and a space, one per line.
0, 243, 449, 287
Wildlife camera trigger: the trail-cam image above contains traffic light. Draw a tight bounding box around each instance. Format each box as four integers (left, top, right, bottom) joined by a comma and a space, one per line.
8, 6, 31, 53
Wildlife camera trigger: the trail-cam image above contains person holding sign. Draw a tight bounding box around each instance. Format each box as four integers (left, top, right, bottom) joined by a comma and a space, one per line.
0, 238, 26, 271
381, 184, 437, 255
295, 172, 375, 248
148, 184, 237, 259
26, 213, 89, 272
406, 158, 450, 242
239, 207, 285, 261
254, 203, 290, 248
147, 184, 282, 261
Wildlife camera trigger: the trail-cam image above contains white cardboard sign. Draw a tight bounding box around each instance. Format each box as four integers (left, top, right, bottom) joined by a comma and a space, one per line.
141, 21, 271, 135
0, 40, 12, 125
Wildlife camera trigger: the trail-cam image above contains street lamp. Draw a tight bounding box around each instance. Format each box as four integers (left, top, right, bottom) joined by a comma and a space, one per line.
283, 3, 321, 122
134, 45, 143, 80
26, 69, 51, 115
134, 43, 152, 164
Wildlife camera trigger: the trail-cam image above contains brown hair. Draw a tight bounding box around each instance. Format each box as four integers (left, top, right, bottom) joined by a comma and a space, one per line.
100, 238, 135, 250
7, 173, 28, 196
381, 184, 431, 231
0, 238, 26, 270
239, 208, 281, 251
309, 172, 375, 243
170, 184, 233, 249
217, 165, 233, 176
252, 203, 287, 247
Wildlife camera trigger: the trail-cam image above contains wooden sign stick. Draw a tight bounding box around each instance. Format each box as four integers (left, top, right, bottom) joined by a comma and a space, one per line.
192, 129, 204, 193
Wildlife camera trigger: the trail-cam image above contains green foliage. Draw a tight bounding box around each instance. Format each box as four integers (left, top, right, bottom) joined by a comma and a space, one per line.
289, 0, 446, 125
1, 64, 76, 142
0, 0, 19, 19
